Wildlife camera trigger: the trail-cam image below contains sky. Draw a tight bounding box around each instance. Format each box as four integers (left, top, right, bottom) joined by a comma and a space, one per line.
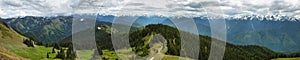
0, 0, 299, 18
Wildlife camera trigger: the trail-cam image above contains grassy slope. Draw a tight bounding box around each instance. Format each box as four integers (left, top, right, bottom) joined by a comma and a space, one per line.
272, 57, 300, 60
0, 20, 53, 60
10, 46, 54, 60
76, 50, 94, 59
0, 20, 27, 59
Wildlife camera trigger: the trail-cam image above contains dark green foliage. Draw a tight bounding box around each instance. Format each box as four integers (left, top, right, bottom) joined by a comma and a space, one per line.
268, 52, 300, 59
66, 47, 76, 59
51, 44, 76, 59
46, 52, 50, 58
223, 45, 278, 60
52, 48, 56, 53
129, 24, 181, 56
56, 48, 66, 59
23, 39, 34, 47
53, 43, 61, 49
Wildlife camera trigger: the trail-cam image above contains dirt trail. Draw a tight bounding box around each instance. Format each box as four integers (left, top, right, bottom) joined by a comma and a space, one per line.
148, 34, 168, 60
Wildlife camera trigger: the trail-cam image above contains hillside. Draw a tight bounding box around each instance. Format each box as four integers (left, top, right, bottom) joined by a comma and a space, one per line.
130, 24, 280, 60
94, 16, 300, 53
3, 16, 73, 43
60, 21, 139, 48
3, 16, 143, 44
0, 20, 27, 59
0, 20, 56, 60
59, 23, 293, 60
6, 16, 300, 54
226, 19, 300, 53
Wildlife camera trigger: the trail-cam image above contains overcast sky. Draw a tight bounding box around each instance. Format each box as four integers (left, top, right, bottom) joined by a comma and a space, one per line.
0, 0, 299, 18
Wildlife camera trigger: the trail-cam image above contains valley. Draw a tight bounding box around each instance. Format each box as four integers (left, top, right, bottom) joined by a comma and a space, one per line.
1, 0, 299, 59
1, 16, 300, 60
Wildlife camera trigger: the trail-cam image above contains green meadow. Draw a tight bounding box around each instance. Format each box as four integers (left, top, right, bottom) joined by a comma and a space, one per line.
10, 46, 55, 60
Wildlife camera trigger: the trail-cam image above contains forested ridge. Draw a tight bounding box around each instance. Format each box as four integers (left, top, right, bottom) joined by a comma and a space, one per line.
2, 18, 300, 59
58, 24, 300, 60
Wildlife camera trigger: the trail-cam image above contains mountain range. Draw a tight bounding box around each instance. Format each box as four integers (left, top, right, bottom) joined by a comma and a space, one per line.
2, 15, 300, 53
1, 16, 300, 59
95, 15, 300, 53
0, 20, 55, 60
59, 23, 287, 60
2, 16, 73, 43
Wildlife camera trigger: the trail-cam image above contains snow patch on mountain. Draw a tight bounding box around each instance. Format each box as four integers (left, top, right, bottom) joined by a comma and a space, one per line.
0, 0, 299, 20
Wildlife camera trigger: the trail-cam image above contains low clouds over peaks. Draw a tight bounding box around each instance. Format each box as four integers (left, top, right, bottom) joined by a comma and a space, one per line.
0, 0, 299, 18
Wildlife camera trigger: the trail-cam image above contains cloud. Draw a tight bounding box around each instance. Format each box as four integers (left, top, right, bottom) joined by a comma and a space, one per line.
0, 0, 75, 18
0, 0, 299, 18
